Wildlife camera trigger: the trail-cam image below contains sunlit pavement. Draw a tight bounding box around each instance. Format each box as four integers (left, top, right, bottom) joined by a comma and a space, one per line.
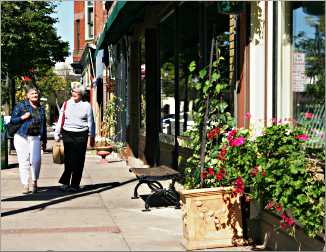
1, 140, 255, 251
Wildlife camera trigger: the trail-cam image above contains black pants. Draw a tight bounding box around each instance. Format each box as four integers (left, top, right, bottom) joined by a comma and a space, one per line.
59, 130, 88, 188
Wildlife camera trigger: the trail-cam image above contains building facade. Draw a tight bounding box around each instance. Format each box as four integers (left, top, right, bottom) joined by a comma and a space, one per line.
94, 1, 325, 169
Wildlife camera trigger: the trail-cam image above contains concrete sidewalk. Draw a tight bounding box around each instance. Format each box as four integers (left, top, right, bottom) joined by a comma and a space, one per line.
1, 140, 254, 251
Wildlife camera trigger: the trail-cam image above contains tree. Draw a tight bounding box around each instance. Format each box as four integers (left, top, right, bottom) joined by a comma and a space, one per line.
1, 1, 69, 110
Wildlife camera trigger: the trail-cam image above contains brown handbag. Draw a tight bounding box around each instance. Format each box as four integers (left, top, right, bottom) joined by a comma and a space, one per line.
52, 101, 67, 164
52, 141, 64, 164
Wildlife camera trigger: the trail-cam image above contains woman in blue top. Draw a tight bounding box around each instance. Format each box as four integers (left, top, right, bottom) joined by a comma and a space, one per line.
10, 85, 47, 194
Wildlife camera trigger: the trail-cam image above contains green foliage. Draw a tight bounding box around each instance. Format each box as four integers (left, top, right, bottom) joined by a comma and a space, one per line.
100, 96, 125, 139
183, 50, 325, 239
256, 123, 325, 238
1, 1, 69, 77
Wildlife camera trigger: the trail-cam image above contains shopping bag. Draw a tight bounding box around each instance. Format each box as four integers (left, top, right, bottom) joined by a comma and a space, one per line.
52, 141, 64, 164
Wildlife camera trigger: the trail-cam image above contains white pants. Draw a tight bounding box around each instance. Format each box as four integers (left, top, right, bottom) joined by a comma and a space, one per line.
14, 134, 41, 186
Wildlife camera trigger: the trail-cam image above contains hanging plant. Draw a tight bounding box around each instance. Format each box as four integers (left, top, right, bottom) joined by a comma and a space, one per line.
217, 1, 246, 15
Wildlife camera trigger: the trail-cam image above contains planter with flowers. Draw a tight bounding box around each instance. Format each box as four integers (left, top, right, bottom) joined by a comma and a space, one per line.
180, 37, 252, 250
251, 122, 325, 250
180, 36, 325, 250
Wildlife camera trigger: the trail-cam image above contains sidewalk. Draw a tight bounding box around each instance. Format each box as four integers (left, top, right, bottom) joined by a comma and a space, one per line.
1, 140, 254, 251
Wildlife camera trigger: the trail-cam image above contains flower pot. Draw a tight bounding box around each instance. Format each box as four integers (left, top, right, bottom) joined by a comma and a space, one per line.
257, 210, 324, 251
95, 145, 113, 152
180, 187, 244, 250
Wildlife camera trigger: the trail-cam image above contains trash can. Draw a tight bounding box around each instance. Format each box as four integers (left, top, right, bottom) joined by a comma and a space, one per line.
0, 115, 8, 169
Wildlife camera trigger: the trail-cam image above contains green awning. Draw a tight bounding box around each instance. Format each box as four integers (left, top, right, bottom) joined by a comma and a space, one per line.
96, 1, 145, 56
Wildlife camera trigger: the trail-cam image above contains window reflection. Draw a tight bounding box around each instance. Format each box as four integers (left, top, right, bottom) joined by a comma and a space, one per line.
291, 2, 325, 147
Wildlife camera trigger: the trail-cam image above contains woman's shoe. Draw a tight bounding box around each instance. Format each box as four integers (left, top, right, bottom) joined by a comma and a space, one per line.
68, 187, 80, 193
32, 181, 38, 193
59, 184, 69, 192
22, 185, 30, 194
32, 185, 38, 193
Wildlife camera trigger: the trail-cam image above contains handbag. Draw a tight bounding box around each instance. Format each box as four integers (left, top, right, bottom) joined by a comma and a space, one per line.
52, 101, 67, 164
52, 141, 64, 164
6, 122, 22, 137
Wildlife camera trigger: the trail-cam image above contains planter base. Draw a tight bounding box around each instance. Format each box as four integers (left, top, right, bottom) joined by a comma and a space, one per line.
180, 187, 244, 250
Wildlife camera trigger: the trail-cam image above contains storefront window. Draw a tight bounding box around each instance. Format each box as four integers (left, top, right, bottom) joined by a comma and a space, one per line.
140, 37, 146, 130
290, 2, 325, 146
160, 11, 176, 135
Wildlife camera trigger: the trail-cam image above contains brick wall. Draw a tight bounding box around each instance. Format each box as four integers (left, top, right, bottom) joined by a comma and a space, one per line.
73, 1, 85, 63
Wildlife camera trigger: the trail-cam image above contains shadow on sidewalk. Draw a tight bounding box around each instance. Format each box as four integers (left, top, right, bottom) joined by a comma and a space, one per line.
1, 178, 137, 217
1, 163, 19, 169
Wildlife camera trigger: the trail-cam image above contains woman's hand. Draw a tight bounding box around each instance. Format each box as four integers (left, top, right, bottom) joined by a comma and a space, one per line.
42, 142, 47, 152
89, 136, 95, 147
21, 112, 31, 120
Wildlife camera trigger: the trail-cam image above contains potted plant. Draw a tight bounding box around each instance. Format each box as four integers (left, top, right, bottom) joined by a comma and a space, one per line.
180, 36, 254, 250
251, 121, 325, 250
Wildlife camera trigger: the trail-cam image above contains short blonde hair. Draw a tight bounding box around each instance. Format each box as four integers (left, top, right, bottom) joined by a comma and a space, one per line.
71, 84, 85, 95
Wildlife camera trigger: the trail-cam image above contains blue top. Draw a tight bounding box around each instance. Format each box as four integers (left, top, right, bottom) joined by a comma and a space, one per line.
10, 100, 47, 143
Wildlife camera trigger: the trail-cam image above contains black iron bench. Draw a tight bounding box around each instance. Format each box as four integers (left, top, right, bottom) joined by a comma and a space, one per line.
129, 165, 181, 211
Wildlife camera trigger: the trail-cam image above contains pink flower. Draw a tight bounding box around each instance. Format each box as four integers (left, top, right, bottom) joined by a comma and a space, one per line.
227, 129, 237, 142
286, 217, 295, 226
295, 134, 309, 141
271, 118, 277, 124
230, 136, 245, 147
245, 112, 251, 121
304, 112, 313, 119
208, 167, 215, 176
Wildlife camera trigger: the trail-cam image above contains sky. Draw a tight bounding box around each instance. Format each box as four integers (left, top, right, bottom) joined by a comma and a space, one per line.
53, 1, 74, 63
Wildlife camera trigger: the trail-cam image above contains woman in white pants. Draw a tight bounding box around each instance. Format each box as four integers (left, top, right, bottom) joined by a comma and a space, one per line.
10, 85, 47, 194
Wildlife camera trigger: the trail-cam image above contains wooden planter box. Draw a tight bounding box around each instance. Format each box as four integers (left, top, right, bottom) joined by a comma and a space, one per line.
180, 187, 244, 250
256, 210, 324, 251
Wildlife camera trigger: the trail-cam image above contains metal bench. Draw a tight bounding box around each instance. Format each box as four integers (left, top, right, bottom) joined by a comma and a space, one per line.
129, 165, 181, 211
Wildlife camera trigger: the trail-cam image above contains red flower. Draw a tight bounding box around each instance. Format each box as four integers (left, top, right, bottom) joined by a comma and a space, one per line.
207, 128, 220, 141
275, 204, 283, 212
230, 136, 245, 147
251, 166, 259, 177
218, 146, 227, 160
216, 169, 225, 181
286, 217, 295, 226
304, 112, 313, 119
295, 134, 309, 141
201, 171, 208, 179
234, 177, 245, 194
265, 200, 274, 209
22, 76, 32, 81
208, 167, 215, 176
279, 222, 288, 230
262, 170, 267, 177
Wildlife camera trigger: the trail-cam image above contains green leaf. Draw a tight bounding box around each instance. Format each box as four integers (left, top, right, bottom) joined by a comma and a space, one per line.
188, 61, 196, 72
199, 69, 207, 79
211, 72, 220, 82
297, 194, 308, 205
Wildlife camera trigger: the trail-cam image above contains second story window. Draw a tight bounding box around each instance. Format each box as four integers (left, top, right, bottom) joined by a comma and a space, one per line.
85, 1, 94, 40
76, 19, 80, 50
